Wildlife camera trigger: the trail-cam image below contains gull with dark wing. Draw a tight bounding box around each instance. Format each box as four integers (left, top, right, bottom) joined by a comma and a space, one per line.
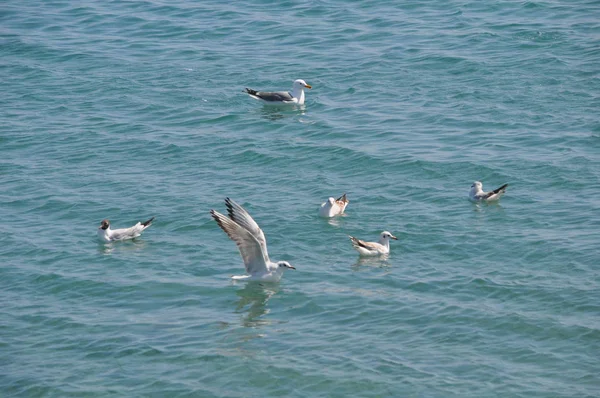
97, 217, 154, 243
210, 198, 296, 282
349, 231, 398, 257
319, 193, 349, 218
244, 79, 312, 105
469, 181, 508, 202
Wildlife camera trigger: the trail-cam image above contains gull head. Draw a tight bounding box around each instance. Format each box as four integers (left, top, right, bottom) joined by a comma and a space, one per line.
380, 231, 398, 242
327, 197, 336, 205
293, 79, 312, 89
99, 219, 110, 230
471, 181, 483, 192
278, 261, 296, 270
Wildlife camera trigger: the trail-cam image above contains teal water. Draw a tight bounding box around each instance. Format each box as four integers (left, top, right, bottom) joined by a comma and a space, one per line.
2, 0, 599, 396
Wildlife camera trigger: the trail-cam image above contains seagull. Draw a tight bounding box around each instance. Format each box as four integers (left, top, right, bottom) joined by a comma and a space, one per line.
319, 193, 349, 218
469, 181, 508, 202
210, 198, 296, 282
244, 79, 312, 105
349, 231, 398, 256
97, 217, 154, 242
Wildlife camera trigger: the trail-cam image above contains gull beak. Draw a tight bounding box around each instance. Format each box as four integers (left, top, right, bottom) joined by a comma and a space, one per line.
289, 265, 296, 270
304, 84, 312, 89
391, 235, 398, 240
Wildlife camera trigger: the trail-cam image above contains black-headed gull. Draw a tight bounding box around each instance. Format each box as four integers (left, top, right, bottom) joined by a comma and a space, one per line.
349, 231, 398, 256
97, 217, 154, 242
319, 193, 349, 218
244, 79, 312, 105
210, 198, 296, 282
469, 181, 508, 202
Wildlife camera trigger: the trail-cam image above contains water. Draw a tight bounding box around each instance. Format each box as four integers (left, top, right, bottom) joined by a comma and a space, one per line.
2, 0, 599, 396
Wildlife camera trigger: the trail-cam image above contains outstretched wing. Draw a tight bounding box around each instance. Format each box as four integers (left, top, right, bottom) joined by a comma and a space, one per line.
211, 210, 269, 274
224, 198, 270, 262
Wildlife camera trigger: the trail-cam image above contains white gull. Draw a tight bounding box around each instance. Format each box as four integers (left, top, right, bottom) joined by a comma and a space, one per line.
97, 217, 154, 243
349, 231, 398, 257
244, 79, 312, 105
469, 181, 508, 202
319, 193, 349, 218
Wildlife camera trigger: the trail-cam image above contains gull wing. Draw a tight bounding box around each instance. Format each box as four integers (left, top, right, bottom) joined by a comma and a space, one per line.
225, 198, 270, 262
349, 236, 383, 251
335, 193, 349, 211
245, 88, 294, 102
484, 183, 508, 200
211, 209, 269, 274
109, 217, 154, 240
110, 224, 143, 240
336, 193, 348, 204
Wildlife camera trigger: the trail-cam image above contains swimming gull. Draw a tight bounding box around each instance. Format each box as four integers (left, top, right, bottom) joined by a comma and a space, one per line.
244, 79, 312, 105
469, 181, 508, 202
97, 217, 154, 242
210, 198, 296, 282
319, 193, 349, 218
349, 231, 398, 256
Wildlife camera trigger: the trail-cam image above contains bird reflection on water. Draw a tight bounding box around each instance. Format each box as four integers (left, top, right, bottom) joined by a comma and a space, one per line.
258, 105, 306, 121
234, 282, 280, 328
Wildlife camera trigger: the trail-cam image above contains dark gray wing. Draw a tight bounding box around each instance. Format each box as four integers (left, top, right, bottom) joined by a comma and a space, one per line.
484, 183, 508, 199
245, 88, 294, 102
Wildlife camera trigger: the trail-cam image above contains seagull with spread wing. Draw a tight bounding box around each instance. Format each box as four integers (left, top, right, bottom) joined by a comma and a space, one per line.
210, 198, 296, 282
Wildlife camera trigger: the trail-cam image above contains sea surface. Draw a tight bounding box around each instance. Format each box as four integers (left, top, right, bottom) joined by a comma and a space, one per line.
1, 0, 599, 396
